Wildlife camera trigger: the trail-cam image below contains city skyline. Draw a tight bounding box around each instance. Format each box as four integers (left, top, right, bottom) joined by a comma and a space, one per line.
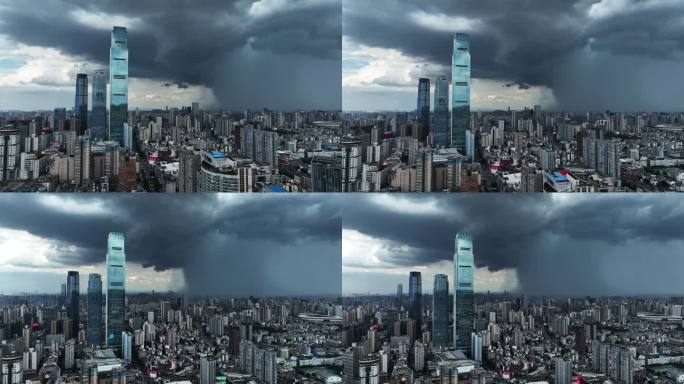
0, 0, 341, 111
342, 194, 684, 296
343, 0, 684, 112
0, 194, 342, 296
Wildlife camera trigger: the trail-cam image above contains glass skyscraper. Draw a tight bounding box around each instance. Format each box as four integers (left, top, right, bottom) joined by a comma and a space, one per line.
66, 271, 80, 338
453, 232, 474, 353
91, 70, 107, 141
74, 74, 88, 135
433, 76, 449, 147
432, 274, 449, 348
109, 26, 128, 144
106, 232, 126, 352
408, 271, 422, 337
451, 33, 470, 152
416, 78, 430, 144
87, 273, 102, 346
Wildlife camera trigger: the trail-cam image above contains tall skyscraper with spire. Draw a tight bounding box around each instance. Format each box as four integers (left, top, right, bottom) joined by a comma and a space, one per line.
408, 271, 422, 337
451, 33, 470, 152
432, 274, 449, 348
106, 232, 126, 352
87, 273, 103, 346
109, 26, 128, 144
453, 232, 474, 353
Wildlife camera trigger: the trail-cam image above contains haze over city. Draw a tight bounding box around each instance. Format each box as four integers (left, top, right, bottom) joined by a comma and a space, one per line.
342, 194, 684, 296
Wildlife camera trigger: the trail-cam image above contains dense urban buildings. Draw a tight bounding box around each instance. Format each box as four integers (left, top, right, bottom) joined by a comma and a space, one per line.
341, 32, 684, 192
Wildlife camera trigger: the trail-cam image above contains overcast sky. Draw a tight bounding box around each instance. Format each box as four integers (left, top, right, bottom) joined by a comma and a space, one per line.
0, 195, 341, 297
342, 194, 684, 297
0, 0, 341, 111
342, 0, 684, 112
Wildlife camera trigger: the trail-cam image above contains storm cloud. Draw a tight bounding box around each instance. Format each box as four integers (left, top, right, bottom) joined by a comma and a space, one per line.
342, 194, 684, 296
343, 0, 684, 111
0, 195, 342, 297
0, 0, 341, 110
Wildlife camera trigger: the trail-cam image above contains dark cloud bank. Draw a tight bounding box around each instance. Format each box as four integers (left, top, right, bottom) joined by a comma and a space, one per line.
342, 195, 684, 297
344, 0, 684, 111
0, 0, 341, 110
0, 195, 342, 297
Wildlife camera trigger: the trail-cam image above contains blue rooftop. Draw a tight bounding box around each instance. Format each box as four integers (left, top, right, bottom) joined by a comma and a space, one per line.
210, 150, 225, 159
551, 172, 568, 182
266, 185, 286, 193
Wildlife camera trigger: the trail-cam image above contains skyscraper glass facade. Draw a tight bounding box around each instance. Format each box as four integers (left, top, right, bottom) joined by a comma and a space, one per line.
106, 232, 126, 351
66, 271, 80, 338
75, 74, 88, 135
91, 70, 107, 140
87, 273, 102, 346
432, 274, 449, 348
408, 271, 422, 336
451, 33, 470, 152
109, 27, 128, 144
416, 78, 430, 144
433, 76, 449, 147
453, 232, 474, 353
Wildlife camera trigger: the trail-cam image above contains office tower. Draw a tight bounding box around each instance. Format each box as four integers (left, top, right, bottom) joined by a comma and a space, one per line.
109, 26, 128, 144
74, 136, 91, 184
0, 126, 19, 182
397, 283, 403, 307
75, 74, 88, 135
433, 76, 449, 147
87, 274, 102, 346
471, 333, 482, 362
413, 341, 425, 372
574, 327, 587, 355
106, 232, 126, 351
454, 232, 474, 353
66, 271, 80, 338
432, 274, 449, 348
91, 70, 107, 140
342, 139, 361, 192
451, 33, 470, 152
416, 78, 430, 144
465, 130, 475, 161
0, 355, 22, 384
343, 347, 359, 384
555, 357, 571, 384
122, 332, 132, 362
368, 327, 377, 353
408, 271, 422, 338
200, 356, 216, 384
53, 108, 67, 130
192, 102, 200, 116
65, 339, 75, 370
416, 148, 432, 192
312, 156, 343, 192
178, 147, 201, 192
359, 355, 380, 384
